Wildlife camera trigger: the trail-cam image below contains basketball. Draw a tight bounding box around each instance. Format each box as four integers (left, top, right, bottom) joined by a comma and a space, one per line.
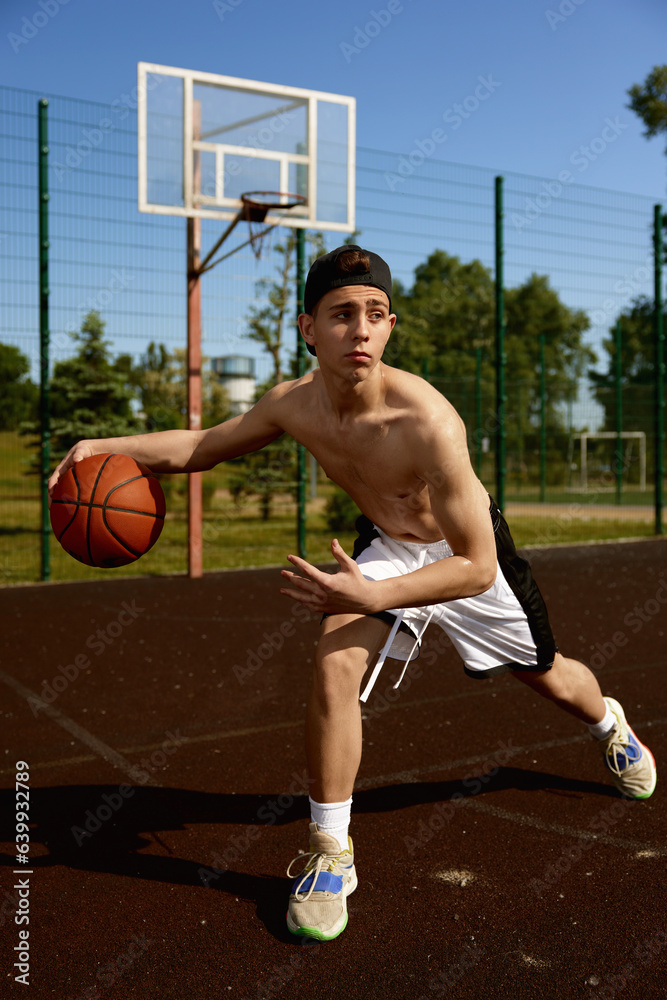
50, 453, 166, 567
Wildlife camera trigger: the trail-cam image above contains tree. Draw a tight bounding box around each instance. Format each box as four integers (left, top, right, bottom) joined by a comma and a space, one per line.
388, 250, 594, 487
226, 436, 297, 521
246, 231, 326, 385
590, 295, 664, 445
0, 343, 38, 430
389, 250, 494, 377
505, 273, 593, 407
627, 65, 667, 152
229, 233, 326, 519
46, 311, 141, 459
390, 250, 592, 407
131, 342, 231, 432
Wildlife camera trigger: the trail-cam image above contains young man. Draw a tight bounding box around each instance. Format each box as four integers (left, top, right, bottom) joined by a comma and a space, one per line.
49, 245, 657, 943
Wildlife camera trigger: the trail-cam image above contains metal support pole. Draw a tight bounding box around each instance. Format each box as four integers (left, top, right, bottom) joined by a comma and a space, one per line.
615, 319, 623, 506
187, 100, 203, 577
296, 228, 307, 559
654, 204, 664, 535
539, 333, 546, 503
494, 176, 506, 510
38, 99, 50, 582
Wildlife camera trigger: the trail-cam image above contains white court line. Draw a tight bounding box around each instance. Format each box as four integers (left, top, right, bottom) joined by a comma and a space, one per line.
355, 720, 667, 788
0, 667, 161, 787
1, 663, 665, 857
462, 798, 667, 855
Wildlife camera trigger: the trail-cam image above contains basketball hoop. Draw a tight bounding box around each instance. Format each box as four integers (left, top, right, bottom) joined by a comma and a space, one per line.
197, 191, 307, 273
241, 191, 307, 260
241, 191, 306, 222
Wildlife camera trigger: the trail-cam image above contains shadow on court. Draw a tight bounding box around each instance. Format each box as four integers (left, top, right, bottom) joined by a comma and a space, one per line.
1, 538, 667, 999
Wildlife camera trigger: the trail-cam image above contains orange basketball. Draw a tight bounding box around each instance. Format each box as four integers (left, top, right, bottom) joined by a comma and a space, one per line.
50, 453, 166, 567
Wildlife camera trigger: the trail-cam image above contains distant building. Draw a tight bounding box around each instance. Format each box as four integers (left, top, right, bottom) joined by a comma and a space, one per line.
211, 356, 256, 416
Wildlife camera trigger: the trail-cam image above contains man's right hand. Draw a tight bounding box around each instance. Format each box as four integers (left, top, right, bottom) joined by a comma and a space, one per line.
47, 440, 98, 499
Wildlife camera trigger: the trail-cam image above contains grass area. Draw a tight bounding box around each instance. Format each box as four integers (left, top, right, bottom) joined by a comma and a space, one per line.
0, 492, 359, 585
505, 487, 654, 506
509, 517, 657, 548
0, 431, 663, 585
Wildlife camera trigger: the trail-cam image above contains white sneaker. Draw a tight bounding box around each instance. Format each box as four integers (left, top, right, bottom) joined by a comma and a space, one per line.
286, 823, 357, 941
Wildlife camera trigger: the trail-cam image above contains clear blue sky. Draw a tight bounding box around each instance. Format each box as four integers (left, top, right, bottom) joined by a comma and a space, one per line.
1, 0, 666, 199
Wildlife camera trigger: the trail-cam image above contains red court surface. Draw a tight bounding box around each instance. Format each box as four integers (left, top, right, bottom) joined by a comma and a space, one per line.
1, 537, 667, 1000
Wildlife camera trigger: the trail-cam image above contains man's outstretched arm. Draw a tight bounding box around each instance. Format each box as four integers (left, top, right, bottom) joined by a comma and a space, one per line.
48, 385, 288, 493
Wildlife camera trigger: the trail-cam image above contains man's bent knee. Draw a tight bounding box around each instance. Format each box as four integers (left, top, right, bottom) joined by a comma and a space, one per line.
314, 614, 390, 701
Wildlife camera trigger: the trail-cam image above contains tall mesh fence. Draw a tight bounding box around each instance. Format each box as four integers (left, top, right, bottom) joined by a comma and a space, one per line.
0, 85, 664, 582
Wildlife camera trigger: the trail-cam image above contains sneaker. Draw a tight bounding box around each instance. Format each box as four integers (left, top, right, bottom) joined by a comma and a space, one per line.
599, 697, 657, 799
286, 823, 357, 941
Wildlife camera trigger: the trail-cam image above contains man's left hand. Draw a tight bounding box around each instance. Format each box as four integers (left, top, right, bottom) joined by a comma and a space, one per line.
280, 539, 380, 615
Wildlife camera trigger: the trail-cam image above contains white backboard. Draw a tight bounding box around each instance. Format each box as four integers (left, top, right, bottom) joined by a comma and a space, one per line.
137, 62, 356, 233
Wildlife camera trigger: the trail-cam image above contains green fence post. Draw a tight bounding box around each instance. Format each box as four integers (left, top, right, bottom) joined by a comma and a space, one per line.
539, 333, 546, 503
495, 176, 506, 510
38, 99, 51, 582
475, 344, 483, 478
295, 228, 307, 559
615, 319, 623, 506
654, 205, 664, 535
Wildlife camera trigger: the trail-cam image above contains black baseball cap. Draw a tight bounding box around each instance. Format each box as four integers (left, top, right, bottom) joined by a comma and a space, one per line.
303, 245, 392, 356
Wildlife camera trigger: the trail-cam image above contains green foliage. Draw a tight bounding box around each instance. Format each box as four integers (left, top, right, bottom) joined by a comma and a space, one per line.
389, 250, 593, 442
227, 437, 297, 521
590, 296, 665, 459
390, 251, 495, 376
324, 487, 361, 533
247, 231, 326, 385
41, 311, 141, 460
157, 472, 217, 511
627, 65, 667, 148
0, 343, 38, 430
130, 342, 230, 432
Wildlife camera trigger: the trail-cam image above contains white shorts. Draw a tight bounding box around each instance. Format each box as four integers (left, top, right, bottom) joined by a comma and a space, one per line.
351, 501, 557, 679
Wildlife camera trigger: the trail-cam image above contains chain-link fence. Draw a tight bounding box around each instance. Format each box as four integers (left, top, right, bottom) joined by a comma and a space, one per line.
1, 85, 664, 583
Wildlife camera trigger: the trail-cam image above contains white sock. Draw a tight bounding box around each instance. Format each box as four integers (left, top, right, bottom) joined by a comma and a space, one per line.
309, 796, 352, 853
587, 705, 616, 740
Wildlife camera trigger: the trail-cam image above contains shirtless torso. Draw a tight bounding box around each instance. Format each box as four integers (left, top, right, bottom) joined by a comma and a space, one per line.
255, 363, 488, 544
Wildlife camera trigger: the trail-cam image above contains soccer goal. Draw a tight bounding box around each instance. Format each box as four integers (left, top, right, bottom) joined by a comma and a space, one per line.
568, 432, 647, 492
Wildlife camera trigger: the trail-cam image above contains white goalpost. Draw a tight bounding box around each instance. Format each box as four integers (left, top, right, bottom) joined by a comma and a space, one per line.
571, 431, 647, 492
